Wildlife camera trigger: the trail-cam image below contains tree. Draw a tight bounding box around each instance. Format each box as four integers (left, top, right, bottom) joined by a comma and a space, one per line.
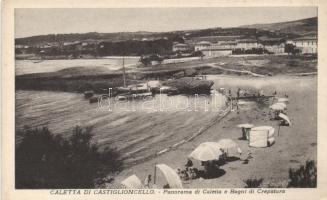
288, 160, 317, 188
285, 43, 295, 55
16, 126, 122, 189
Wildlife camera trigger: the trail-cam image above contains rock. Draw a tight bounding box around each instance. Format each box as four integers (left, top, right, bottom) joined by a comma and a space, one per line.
184, 68, 197, 77
172, 71, 185, 79
164, 77, 214, 94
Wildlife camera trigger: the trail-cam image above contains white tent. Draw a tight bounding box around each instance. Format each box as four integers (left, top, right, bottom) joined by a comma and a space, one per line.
156, 164, 183, 188
121, 175, 143, 189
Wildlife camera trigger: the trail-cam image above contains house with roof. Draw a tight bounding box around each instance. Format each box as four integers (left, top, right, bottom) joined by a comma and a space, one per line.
201, 48, 232, 57
259, 38, 285, 54
287, 36, 317, 54
194, 41, 212, 51
236, 39, 259, 50
172, 43, 190, 52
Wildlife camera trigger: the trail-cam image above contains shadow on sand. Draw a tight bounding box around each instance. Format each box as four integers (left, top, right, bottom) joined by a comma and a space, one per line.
198, 168, 226, 179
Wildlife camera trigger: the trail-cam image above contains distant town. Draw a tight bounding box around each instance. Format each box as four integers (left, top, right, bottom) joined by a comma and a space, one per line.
15, 17, 317, 63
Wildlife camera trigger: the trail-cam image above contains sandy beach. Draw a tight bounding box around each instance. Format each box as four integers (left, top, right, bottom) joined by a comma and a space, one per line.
111, 74, 317, 188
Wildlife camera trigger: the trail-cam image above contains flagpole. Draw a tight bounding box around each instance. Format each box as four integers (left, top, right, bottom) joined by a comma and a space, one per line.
122, 56, 126, 88
153, 163, 157, 185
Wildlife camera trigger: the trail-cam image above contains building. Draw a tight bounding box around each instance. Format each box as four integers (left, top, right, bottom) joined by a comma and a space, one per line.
289, 36, 317, 54
216, 41, 237, 50
201, 49, 232, 58
194, 41, 211, 51
172, 43, 190, 52
236, 39, 259, 50
263, 43, 285, 54
188, 35, 242, 44
260, 38, 285, 54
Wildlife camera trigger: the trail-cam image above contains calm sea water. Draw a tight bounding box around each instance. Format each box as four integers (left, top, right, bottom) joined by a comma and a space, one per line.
16, 90, 227, 166
15, 57, 140, 75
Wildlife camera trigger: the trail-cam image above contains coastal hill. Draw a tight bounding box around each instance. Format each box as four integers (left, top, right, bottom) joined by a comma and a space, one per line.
15, 17, 317, 46
240, 17, 317, 36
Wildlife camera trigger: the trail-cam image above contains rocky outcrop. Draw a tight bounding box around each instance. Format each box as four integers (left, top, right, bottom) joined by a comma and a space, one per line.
164, 77, 214, 94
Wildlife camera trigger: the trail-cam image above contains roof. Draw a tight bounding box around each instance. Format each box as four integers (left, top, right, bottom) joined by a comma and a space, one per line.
195, 41, 211, 45
237, 39, 258, 43
219, 42, 237, 45
259, 38, 285, 45
173, 43, 188, 47
293, 36, 317, 41
190, 35, 241, 43
201, 48, 232, 51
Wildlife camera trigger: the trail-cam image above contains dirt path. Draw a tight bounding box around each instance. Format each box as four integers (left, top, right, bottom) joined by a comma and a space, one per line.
206, 63, 266, 77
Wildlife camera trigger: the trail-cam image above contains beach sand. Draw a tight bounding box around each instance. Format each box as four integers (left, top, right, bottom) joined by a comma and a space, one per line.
111, 75, 317, 188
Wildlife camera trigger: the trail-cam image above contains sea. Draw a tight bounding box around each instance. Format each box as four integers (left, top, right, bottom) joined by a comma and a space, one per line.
15, 57, 140, 75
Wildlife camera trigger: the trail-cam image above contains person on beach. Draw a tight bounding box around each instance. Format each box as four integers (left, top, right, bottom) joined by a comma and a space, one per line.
185, 158, 193, 170
144, 174, 152, 188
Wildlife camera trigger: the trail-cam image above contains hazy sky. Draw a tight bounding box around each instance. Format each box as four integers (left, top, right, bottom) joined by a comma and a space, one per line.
15, 7, 317, 38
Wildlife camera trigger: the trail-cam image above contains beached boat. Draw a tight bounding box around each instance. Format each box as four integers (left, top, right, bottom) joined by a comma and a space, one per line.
116, 92, 153, 101
84, 91, 94, 98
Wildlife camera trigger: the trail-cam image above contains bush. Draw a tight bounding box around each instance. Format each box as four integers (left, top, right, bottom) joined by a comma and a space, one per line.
244, 178, 264, 188
288, 160, 317, 188
16, 126, 122, 189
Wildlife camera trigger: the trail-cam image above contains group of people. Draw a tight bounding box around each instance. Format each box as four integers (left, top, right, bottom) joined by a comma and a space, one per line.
176, 159, 199, 181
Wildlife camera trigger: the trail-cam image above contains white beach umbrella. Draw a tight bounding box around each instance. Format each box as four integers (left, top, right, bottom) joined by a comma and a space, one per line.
156, 164, 183, 188
121, 175, 143, 189
270, 103, 285, 111
189, 143, 222, 161
217, 139, 238, 149
279, 113, 291, 126
277, 97, 289, 103
275, 102, 287, 109
237, 123, 254, 129
199, 142, 223, 151
217, 139, 241, 156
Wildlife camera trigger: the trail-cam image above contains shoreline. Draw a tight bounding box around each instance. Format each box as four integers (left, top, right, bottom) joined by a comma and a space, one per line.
107, 74, 317, 188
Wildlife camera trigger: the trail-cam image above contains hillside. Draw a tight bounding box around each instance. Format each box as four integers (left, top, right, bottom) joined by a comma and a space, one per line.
240, 17, 317, 36
15, 17, 318, 49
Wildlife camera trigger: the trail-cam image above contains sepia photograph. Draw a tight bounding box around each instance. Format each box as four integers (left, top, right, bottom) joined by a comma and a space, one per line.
13, 7, 318, 190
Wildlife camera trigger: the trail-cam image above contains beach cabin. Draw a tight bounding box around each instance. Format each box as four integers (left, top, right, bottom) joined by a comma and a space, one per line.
249, 126, 275, 148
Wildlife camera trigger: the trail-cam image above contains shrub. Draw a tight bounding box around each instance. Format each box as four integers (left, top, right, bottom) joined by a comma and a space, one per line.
288, 160, 317, 188
16, 126, 122, 189
243, 178, 264, 188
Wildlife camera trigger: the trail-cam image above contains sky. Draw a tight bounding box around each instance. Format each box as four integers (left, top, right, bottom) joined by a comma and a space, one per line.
15, 7, 317, 38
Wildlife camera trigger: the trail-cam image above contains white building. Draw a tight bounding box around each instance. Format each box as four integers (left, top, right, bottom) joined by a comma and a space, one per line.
201, 49, 232, 58
172, 43, 190, 52
288, 36, 317, 54
260, 39, 285, 54
194, 41, 211, 51
236, 39, 259, 50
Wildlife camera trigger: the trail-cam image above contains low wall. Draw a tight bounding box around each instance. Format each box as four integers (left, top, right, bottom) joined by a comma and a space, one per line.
162, 57, 202, 64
